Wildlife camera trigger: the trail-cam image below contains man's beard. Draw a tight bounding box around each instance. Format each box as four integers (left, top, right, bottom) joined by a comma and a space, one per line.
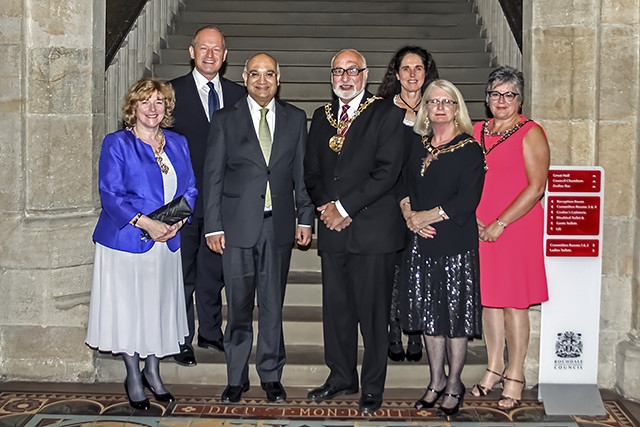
333, 85, 364, 101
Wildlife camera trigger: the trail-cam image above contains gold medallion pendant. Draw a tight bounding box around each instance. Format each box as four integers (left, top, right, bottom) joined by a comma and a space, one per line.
329, 134, 345, 152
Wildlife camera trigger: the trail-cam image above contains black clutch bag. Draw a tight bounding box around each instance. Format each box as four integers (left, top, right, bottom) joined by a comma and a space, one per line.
141, 196, 192, 239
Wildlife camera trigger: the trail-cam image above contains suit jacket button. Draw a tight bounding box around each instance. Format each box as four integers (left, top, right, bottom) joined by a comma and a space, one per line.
334, 176, 340, 181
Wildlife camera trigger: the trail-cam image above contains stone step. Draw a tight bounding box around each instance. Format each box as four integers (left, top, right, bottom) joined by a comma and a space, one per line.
289, 247, 321, 273
154, 64, 495, 84
165, 35, 488, 53
96, 342, 488, 388
183, 0, 474, 14
176, 23, 482, 39
179, 11, 478, 27
160, 49, 491, 68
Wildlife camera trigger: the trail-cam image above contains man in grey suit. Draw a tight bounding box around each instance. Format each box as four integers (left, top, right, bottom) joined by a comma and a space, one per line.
204, 53, 314, 404
170, 26, 245, 367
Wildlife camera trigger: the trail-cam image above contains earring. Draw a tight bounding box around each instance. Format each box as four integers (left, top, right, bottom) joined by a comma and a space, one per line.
425, 117, 430, 131
454, 117, 459, 128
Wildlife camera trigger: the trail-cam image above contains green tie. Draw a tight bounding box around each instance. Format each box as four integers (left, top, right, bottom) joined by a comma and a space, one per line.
259, 108, 272, 209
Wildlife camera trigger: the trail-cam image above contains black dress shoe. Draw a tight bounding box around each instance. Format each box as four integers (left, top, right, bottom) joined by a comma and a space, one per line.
307, 383, 359, 402
359, 393, 382, 414
174, 344, 197, 367
220, 382, 250, 403
141, 373, 175, 403
261, 381, 286, 402
124, 381, 150, 410
197, 335, 224, 352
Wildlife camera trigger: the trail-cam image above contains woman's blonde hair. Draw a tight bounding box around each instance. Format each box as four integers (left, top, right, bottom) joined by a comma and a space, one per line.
413, 79, 473, 137
122, 78, 175, 128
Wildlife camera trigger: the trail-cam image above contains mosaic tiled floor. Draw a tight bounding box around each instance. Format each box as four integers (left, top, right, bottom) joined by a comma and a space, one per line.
0, 385, 638, 427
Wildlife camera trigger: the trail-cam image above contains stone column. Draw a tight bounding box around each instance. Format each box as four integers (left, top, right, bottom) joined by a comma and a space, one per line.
523, 0, 640, 399
0, 0, 105, 380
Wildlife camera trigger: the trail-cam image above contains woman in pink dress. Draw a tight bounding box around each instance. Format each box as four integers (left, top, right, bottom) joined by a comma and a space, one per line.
471, 66, 550, 409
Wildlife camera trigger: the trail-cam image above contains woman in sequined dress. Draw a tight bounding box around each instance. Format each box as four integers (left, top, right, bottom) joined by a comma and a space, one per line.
377, 45, 439, 363
398, 80, 485, 416
470, 66, 549, 409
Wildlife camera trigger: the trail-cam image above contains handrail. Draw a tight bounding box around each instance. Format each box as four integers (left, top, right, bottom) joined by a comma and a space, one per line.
498, 0, 523, 51
106, 0, 148, 69
475, 0, 523, 70
104, 0, 184, 134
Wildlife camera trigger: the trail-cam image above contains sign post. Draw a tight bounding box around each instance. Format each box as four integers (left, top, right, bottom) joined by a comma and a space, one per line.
538, 166, 605, 416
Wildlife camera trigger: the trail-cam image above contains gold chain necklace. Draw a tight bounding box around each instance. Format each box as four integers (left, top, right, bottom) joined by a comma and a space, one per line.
420, 135, 475, 176
131, 126, 170, 174
324, 95, 381, 152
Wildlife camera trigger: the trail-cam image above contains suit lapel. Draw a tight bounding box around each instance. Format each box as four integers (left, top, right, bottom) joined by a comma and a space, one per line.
236, 98, 268, 167
339, 91, 372, 156
270, 99, 290, 166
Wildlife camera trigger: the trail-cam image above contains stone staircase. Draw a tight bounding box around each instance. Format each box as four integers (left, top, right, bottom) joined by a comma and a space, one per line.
97, 0, 493, 390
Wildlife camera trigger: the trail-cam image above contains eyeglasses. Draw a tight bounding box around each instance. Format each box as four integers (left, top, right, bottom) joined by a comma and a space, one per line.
487, 91, 519, 102
426, 98, 458, 108
246, 71, 278, 80
331, 67, 366, 77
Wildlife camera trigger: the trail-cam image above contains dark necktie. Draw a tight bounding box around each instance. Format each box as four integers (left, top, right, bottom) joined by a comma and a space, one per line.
339, 104, 350, 135
207, 81, 220, 121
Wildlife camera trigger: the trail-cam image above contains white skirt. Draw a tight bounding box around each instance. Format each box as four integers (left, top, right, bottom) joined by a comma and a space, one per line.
85, 242, 188, 358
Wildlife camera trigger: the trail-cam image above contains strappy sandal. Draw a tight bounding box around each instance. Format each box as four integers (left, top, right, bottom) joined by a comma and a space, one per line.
469, 368, 505, 397
414, 387, 445, 410
498, 377, 525, 409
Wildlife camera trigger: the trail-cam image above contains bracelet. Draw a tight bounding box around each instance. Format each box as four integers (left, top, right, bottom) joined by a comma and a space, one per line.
437, 206, 446, 220
496, 218, 507, 229
131, 213, 142, 227
401, 199, 411, 208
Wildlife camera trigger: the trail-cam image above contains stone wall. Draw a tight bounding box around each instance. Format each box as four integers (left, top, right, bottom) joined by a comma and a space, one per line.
0, 0, 104, 381
523, 0, 640, 399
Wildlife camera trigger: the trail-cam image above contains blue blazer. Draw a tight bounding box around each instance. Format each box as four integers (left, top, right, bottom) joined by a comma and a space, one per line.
93, 128, 198, 253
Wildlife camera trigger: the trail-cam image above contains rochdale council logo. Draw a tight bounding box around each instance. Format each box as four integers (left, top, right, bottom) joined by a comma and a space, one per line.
555, 331, 583, 358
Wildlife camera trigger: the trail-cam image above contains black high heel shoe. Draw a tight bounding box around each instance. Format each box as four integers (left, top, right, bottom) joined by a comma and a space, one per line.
437, 387, 465, 417
414, 387, 445, 409
142, 373, 175, 403
388, 342, 405, 362
405, 341, 423, 362
124, 381, 150, 410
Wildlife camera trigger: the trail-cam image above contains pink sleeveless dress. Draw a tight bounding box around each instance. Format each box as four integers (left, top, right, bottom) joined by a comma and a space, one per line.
474, 116, 549, 309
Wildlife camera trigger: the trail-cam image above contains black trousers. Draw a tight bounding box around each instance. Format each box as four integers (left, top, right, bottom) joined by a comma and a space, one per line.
180, 217, 225, 345
222, 217, 292, 386
320, 250, 395, 398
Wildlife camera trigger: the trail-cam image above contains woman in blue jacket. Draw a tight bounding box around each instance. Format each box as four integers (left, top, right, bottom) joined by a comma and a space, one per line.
86, 79, 197, 409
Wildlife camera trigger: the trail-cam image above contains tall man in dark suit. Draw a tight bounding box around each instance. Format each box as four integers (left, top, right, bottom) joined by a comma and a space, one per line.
170, 26, 245, 366
304, 49, 406, 414
204, 53, 314, 403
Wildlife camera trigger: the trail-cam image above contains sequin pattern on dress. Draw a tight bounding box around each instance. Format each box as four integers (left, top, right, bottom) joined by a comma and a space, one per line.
399, 234, 482, 338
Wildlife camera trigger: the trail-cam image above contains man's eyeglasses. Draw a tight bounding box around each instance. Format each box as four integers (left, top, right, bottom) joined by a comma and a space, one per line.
487, 91, 519, 102
246, 71, 278, 79
331, 67, 366, 77
426, 98, 458, 108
